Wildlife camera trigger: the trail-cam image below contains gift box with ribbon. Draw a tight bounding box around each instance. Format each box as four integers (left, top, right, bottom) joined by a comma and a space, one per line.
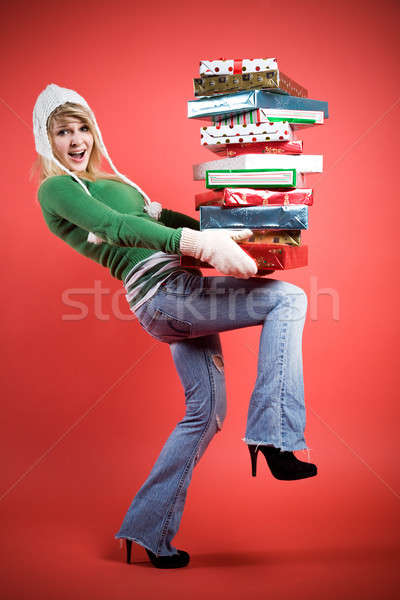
193, 70, 308, 98
200, 120, 293, 146
199, 205, 308, 230
194, 154, 323, 180
180, 244, 308, 271
188, 90, 329, 121
206, 140, 303, 157
194, 188, 313, 209
199, 58, 278, 76
245, 229, 301, 245
212, 107, 324, 127
205, 168, 297, 189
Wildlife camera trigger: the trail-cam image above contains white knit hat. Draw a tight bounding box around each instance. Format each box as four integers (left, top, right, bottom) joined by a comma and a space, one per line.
33, 83, 162, 244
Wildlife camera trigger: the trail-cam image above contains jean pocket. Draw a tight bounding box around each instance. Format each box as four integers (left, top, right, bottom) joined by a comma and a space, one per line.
141, 307, 192, 342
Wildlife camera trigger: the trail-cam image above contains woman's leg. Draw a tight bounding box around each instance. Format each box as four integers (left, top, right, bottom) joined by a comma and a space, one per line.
114, 333, 226, 556
242, 281, 308, 451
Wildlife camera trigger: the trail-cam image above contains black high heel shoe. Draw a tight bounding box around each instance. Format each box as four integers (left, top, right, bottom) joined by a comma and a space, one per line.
248, 444, 317, 480
124, 539, 190, 569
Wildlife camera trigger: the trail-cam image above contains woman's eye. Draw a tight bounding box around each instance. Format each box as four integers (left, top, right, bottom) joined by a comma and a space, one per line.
56, 126, 88, 136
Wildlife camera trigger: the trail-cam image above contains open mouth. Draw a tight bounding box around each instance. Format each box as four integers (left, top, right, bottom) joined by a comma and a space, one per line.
68, 150, 86, 162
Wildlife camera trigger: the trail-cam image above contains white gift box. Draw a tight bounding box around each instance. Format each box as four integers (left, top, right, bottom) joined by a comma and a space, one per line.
193, 154, 323, 180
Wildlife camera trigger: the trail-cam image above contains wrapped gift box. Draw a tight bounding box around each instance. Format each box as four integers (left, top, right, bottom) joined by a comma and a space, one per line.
194, 154, 323, 180
195, 188, 313, 209
200, 171, 307, 190
193, 71, 308, 98
195, 190, 226, 208
206, 169, 297, 189
207, 140, 303, 156
188, 90, 329, 120
200, 205, 308, 230
246, 229, 301, 245
180, 244, 308, 271
200, 120, 293, 146
201, 228, 301, 245
213, 107, 324, 127
199, 58, 278, 76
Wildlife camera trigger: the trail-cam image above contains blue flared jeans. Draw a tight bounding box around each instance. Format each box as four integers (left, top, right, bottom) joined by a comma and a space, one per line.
114, 269, 309, 556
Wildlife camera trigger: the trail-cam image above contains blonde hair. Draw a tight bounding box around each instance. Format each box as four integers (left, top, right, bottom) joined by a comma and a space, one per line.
30, 102, 126, 190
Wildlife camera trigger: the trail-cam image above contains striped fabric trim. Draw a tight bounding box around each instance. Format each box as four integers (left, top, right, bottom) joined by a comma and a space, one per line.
124, 252, 180, 313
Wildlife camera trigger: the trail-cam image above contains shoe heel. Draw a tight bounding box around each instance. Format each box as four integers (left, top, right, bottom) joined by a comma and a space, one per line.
120, 539, 150, 564
125, 539, 132, 564
248, 445, 258, 477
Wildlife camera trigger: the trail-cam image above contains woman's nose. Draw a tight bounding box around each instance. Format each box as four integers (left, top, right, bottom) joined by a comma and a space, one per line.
70, 130, 84, 146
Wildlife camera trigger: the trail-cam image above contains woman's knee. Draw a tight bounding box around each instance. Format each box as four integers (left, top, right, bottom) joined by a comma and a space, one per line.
269, 280, 308, 320
211, 352, 227, 432
184, 354, 227, 431
185, 387, 226, 432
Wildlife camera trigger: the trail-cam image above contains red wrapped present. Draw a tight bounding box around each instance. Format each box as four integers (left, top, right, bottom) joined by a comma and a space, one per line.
206, 140, 303, 157
195, 188, 313, 209
180, 244, 308, 271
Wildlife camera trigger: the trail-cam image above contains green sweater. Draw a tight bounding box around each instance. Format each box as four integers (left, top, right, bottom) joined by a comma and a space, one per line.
38, 175, 200, 282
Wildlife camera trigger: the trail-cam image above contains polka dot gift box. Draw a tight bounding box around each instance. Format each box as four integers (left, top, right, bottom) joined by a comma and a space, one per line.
199, 58, 279, 76
200, 120, 294, 146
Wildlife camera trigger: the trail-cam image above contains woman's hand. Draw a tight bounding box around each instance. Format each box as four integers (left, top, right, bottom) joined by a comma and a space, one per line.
179, 227, 258, 279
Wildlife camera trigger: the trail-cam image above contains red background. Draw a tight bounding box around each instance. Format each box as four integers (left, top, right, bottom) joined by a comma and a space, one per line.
1, 0, 399, 598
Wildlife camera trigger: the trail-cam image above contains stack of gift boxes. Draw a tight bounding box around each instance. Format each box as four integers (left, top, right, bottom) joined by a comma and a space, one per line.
180, 57, 329, 273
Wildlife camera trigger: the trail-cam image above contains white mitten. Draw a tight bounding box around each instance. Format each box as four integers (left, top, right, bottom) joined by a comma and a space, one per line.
180, 227, 258, 279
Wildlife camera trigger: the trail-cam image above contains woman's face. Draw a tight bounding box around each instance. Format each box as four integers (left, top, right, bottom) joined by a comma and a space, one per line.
50, 116, 94, 173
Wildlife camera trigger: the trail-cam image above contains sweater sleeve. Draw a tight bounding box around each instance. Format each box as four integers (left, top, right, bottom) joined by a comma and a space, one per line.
159, 208, 200, 231
38, 176, 183, 254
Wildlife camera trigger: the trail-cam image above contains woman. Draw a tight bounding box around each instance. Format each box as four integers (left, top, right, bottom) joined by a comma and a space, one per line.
33, 83, 317, 570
